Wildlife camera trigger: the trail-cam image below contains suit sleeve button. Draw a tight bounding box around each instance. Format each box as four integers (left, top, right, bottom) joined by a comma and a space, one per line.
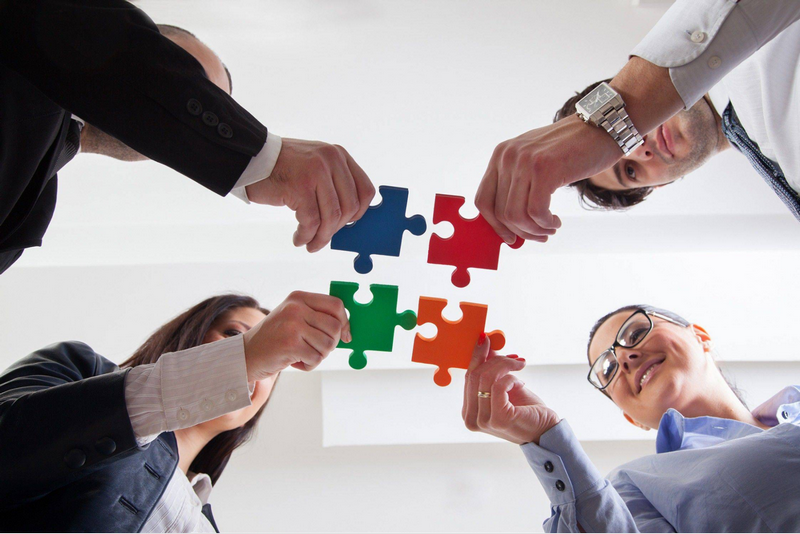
95, 437, 117, 455
178, 408, 190, 421
64, 448, 86, 469
555, 480, 566, 491
202, 111, 219, 126
217, 123, 233, 138
201, 399, 214, 412
187, 99, 203, 116
225, 390, 237, 402
544, 461, 554, 473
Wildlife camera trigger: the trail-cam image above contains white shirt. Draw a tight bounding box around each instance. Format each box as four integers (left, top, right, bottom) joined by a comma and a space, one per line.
631, 0, 800, 192
124, 334, 253, 532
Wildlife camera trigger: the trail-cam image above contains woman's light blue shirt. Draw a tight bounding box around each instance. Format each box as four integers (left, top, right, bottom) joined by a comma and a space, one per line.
521, 386, 800, 532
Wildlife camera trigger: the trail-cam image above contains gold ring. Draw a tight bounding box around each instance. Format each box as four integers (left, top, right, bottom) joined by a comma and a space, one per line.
477, 391, 492, 398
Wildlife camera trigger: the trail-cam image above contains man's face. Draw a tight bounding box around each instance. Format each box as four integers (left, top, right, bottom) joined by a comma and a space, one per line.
589, 97, 722, 191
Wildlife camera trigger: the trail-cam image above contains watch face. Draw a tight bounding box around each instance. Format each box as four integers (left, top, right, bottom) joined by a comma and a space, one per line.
578, 84, 615, 115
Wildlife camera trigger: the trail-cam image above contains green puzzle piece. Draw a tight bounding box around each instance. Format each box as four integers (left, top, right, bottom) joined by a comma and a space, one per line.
329, 281, 417, 369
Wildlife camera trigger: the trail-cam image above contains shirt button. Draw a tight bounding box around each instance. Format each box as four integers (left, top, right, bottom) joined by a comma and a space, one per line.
690, 31, 706, 43
186, 99, 203, 116
708, 56, 722, 69
225, 390, 238, 402
544, 461, 554, 473
555, 480, 566, 492
64, 448, 86, 469
217, 123, 233, 139
95, 437, 117, 456
178, 408, 190, 421
201, 399, 214, 412
782, 410, 790, 419
202, 111, 219, 126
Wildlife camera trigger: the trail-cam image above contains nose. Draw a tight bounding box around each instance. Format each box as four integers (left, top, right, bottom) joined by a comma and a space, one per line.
627, 135, 653, 162
615, 347, 640, 373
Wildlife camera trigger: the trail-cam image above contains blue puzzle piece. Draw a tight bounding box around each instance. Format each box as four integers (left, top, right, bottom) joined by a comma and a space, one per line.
331, 186, 426, 273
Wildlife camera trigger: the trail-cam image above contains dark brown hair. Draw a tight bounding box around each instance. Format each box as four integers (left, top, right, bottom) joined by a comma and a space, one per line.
555, 79, 654, 210
121, 294, 269, 484
586, 304, 748, 408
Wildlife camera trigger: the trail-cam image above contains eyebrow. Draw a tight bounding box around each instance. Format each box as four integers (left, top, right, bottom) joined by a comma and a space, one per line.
230, 320, 252, 330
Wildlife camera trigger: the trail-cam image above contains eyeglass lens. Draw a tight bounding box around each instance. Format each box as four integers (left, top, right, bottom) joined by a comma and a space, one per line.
617, 312, 652, 348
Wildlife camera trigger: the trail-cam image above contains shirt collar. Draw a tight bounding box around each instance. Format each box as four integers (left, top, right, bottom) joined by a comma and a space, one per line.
187, 471, 214, 505
655, 385, 800, 454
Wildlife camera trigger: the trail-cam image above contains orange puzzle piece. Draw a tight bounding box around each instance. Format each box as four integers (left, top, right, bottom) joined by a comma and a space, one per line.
412, 297, 506, 386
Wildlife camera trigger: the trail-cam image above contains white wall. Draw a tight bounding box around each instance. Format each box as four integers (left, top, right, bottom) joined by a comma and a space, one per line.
2, 1, 799, 531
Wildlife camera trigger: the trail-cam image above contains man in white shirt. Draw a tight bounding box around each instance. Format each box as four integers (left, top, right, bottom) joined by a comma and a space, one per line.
475, 0, 800, 243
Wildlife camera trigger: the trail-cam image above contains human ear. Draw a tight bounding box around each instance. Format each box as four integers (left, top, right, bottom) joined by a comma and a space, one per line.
623, 413, 651, 431
691, 324, 713, 352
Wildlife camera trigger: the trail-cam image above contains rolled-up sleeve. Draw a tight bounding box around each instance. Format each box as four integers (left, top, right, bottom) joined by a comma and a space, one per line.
631, 0, 800, 108
521, 420, 670, 532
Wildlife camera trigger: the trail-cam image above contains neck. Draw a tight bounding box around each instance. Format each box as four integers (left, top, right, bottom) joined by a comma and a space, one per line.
679, 372, 770, 430
174, 425, 219, 474
705, 94, 732, 154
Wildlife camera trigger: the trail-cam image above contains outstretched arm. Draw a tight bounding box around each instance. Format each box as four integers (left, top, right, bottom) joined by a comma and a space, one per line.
462, 339, 674, 532
475, 0, 800, 244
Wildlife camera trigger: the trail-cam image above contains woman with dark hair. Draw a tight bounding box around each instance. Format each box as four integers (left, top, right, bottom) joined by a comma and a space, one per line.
0, 290, 349, 532
462, 305, 800, 532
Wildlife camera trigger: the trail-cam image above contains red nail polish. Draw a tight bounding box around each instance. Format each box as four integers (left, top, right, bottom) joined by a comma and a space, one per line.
508, 354, 519, 359
518, 358, 526, 362
478, 333, 487, 344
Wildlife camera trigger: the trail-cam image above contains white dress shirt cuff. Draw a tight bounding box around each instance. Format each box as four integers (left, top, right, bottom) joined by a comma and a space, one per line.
124, 335, 252, 447
631, 0, 800, 110
230, 133, 283, 204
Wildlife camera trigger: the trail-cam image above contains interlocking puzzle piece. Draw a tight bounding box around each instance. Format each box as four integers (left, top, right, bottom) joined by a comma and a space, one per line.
412, 297, 506, 386
331, 186, 427, 274
427, 194, 523, 287
329, 281, 417, 369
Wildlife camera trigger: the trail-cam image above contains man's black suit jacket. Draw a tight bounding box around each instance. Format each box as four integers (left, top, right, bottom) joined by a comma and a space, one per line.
0, 0, 269, 275
0, 341, 221, 532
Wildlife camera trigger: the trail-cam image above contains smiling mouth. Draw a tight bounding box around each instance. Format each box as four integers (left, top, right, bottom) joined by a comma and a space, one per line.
637, 359, 665, 393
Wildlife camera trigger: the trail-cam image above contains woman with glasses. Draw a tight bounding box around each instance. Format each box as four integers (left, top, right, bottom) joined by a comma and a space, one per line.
462, 304, 800, 532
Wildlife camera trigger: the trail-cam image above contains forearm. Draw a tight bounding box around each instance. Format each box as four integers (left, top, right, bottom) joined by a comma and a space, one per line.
124, 335, 252, 446
0, 0, 267, 195
0, 343, 139, 509
631, 0, 800, 109
609, 58, 683, 138
522, 420, 645, 532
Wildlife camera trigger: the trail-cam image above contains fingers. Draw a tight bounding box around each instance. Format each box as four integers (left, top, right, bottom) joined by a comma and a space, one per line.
491, 374, 524, 416
305, 177, 343, 253
463, 336, 491, 424
293, 199, 322, 249
476, 162, 517, 245
475, 357, 526, 428
527, 179, 562, 232
297, 292, 351, 343
345, 152, 376, 222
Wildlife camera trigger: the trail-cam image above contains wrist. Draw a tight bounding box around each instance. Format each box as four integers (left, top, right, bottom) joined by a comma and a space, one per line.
610, 56, 683, 136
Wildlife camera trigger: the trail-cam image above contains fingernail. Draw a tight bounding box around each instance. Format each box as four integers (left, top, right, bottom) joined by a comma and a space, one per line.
507, 354, 518, 359
478, 333, 487, 344
518, 358, 526, 362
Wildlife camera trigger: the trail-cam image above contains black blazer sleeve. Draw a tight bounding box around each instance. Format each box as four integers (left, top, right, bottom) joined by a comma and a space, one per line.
0, 342, 141, 511
0, 0, 269, 196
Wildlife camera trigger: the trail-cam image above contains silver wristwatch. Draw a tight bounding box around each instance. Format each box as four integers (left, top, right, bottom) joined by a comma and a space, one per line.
575, 82, 644, 155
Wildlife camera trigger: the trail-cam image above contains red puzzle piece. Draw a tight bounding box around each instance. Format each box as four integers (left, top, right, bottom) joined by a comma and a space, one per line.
427, 194, 523, 287
412, 297, 506, 387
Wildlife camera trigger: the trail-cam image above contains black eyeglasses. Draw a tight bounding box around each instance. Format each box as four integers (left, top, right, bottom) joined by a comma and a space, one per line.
587, 309, 687, 391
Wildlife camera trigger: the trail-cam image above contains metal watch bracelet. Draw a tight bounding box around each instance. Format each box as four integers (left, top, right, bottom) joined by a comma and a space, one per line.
597, 104, 644, 155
